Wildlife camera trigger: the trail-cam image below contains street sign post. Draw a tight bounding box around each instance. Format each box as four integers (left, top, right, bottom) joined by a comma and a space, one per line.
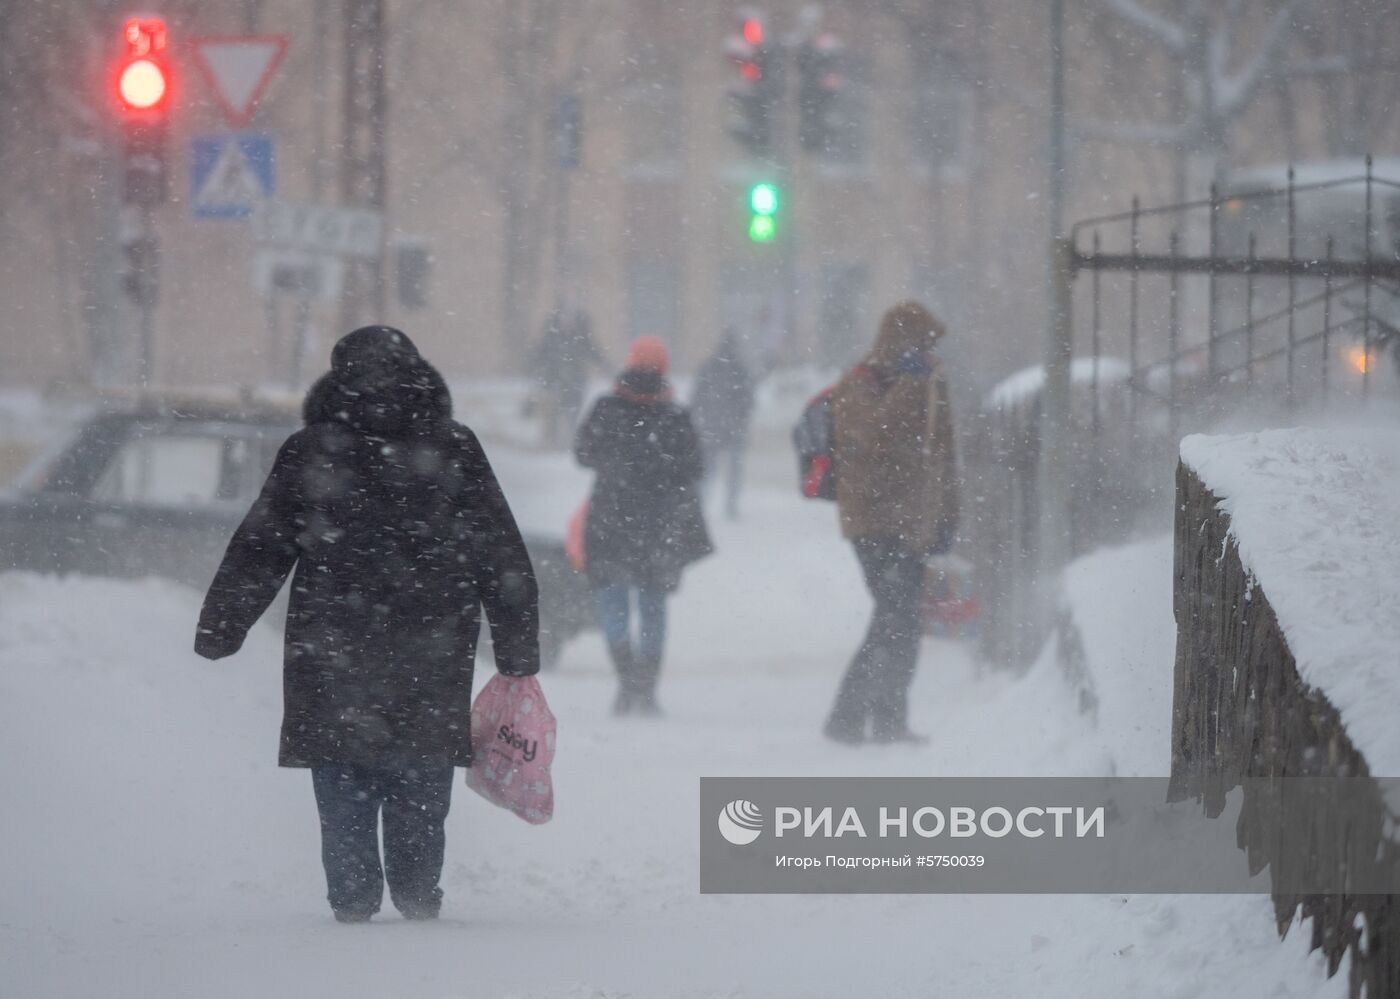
253, 248, 344, 304
191, 36, 288, 128
252, 200, 384, 259
191, 133, 274, 219
251, 201, 384, 389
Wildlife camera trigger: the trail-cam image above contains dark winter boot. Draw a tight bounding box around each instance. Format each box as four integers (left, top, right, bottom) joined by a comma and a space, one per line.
869, 728, 929, 746
397, 903, 441, 921
608, 639, 637, 716
823, 716, 866, 745
870, 678, 922, 744
632, 649, 664, 717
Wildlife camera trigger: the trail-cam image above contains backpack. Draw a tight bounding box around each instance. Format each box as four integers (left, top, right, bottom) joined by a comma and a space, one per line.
793, 385, 839, 500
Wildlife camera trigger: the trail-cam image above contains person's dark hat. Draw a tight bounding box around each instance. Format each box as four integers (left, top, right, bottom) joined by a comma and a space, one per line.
331, 325, 420, 376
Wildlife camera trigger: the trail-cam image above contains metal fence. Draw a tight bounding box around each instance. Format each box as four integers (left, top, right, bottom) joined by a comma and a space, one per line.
972, 158, 1400, 668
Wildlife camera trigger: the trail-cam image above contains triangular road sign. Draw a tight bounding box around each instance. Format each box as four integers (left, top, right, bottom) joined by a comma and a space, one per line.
192, 36, 288, 128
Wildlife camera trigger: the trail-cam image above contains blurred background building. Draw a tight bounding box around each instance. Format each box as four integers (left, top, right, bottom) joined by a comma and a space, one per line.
2, 0, 1398, 396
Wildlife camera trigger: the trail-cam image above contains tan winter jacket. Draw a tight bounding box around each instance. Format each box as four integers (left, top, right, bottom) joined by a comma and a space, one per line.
833, 302, 959, 548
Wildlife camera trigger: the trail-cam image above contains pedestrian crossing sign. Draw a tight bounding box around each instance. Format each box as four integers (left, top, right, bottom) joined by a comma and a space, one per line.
191, 133, 275, 219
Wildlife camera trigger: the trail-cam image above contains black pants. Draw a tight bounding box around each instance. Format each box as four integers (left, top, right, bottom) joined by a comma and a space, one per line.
310, 762, 454, 919
827, 539, 926, 740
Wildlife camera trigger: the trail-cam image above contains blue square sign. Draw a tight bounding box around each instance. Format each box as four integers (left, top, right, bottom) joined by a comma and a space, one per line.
191, 133, 275, 219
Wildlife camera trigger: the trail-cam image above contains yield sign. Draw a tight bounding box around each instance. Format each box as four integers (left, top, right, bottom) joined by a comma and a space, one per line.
192, 36, 288, 127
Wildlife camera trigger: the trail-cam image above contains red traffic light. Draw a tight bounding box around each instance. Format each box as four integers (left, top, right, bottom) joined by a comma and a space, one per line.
124, 17, 167, 57
741, 17, 764, 46
119, 58, 168, 110
117, 17, 170, 113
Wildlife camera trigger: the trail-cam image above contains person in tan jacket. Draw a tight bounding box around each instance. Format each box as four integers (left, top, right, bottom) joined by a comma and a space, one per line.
824, 301, 959, 744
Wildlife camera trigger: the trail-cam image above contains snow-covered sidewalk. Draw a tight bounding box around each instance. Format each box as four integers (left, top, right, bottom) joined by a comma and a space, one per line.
0, 443, 1344, 998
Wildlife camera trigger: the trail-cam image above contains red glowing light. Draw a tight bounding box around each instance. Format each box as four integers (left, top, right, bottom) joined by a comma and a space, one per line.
740, 61, 762, 82
123, 17, 167, 57
742, 18, 764, 46
119, 58, 167, 110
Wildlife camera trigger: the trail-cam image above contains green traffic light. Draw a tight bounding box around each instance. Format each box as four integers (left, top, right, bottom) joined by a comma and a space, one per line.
749, 182, 779, 216
749, 214, 777, 243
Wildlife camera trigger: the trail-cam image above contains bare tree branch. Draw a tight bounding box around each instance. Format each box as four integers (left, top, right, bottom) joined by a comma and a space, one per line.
1217, 0, 1307, 117
1280, 55, 1353, 78
1071, 117, 1195, 147
1097, 0, 1186, 53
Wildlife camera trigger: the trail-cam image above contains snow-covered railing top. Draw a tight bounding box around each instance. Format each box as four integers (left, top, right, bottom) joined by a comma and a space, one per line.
1180, 427, 1400, 776
983, 356, 1129, 414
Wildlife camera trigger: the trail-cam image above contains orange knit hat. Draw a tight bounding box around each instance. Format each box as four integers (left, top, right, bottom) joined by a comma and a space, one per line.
625, 335, 670, 374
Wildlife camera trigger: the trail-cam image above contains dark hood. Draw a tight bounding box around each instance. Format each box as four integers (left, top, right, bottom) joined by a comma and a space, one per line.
303, 325, 453, 436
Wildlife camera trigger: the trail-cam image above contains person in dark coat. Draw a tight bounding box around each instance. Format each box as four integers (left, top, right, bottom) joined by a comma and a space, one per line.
530, 309, 605, 448
194, 325, 540, 923
574, 336, 711, 716
824, 301, 959, 746
690, 331, 757, 521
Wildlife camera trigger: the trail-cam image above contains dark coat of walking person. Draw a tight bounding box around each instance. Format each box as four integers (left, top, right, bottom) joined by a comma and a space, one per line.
574, 336, 711, 716
194, 326, 540, 923
824, 301, 959, 745
690, 332, 757, 520
531, 309, 604, 448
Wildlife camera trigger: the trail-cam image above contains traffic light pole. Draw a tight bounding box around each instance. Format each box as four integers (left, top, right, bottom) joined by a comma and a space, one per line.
113, 15, 171, 388
137, 205, 156, 386
340, 0, 388, 331
776, 115, 798, 354
1038, 0, 1072, 609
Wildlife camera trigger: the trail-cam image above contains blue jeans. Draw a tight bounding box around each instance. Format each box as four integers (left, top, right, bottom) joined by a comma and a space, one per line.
596, 584, 666, 693
311, 762, 454, 919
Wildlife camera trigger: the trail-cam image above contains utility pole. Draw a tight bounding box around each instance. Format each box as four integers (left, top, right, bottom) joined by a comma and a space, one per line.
340, 0, 388, 331
550, 90, 581, 312
1038, 0, 1074, 588
311, 0, 332, 201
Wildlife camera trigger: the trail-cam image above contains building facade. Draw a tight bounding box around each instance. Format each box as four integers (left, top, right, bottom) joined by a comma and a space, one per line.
2, 0, 1396, 395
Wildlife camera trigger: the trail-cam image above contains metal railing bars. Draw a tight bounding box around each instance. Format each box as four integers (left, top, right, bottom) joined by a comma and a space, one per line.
1068, 167, 1400, 241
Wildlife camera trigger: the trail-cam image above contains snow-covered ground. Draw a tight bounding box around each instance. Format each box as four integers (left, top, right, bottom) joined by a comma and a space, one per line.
1182, 427, 1400, 776
0, 421, 1345, 998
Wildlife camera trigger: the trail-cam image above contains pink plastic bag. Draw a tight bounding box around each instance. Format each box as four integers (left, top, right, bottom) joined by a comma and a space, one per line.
565, 498, 589, 572
464, 674, 556, 824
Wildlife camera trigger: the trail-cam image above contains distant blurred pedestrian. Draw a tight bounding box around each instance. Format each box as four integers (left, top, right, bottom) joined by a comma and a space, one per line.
575, 336, 712, 716
824, 302, 959, 745
690, 331, 757, 520
530, 309, 604, 448
195, 326, 541, 922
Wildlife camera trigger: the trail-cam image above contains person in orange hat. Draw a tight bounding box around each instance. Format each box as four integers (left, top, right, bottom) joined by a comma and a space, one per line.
574, 336, 712, 715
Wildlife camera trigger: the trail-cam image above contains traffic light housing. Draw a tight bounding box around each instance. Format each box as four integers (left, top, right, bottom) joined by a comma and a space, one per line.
725, 12, 780, 156
120, 231, 160, 307
747, 182, 779, 243
115, 17, 172, 206
797, 32, 845, 154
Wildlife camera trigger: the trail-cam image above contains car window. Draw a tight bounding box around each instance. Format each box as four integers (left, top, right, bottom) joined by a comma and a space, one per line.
91, 426, 283, 509
94, 435, 226, 507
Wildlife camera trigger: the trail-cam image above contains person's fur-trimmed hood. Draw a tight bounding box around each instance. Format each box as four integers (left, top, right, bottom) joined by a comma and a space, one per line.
302, 325, 452, 436
865, 300, 946, 371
